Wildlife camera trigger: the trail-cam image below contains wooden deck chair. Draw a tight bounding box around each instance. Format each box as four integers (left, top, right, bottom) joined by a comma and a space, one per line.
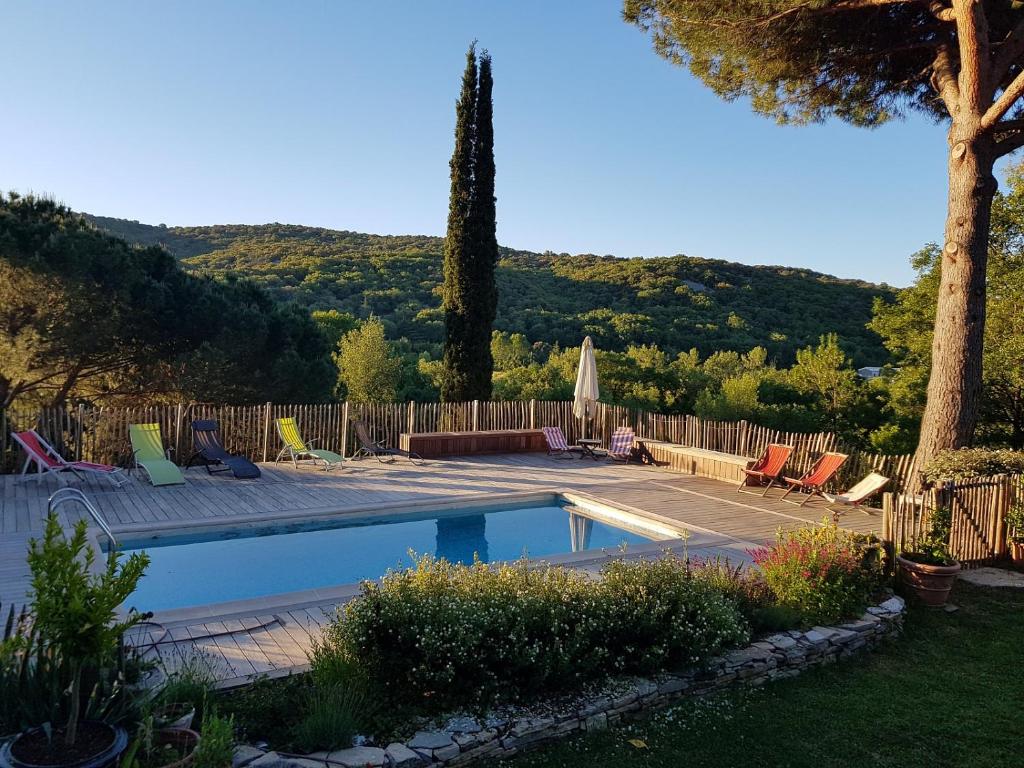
129, 423, 185, 487
821, 472, 890, 521
779, 452, 849, 506
11, 429, 129, 487
352, 419, 423, 465
607, 427, 636, 462
541, 426, 582, 458
738, 443, 793, 496
275, 417, 344, 471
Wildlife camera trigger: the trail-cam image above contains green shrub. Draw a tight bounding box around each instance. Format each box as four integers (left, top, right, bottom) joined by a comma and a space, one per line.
291, 685, 367, 753
922, 448, 1024, 482
194, 709, 235, 768
317, 555, 749, 710
750, 521, 885, 625
1006, 501, 1024, 544
689, 557, 801, 634
217, 676, 310, 748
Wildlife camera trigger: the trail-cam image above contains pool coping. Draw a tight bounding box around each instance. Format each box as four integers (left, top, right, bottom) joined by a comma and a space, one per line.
89, 486, 757, 626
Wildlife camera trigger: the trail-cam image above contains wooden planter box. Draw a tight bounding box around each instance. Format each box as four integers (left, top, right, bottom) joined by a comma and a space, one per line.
399, 429, 548, 459
641, 440, 751, 483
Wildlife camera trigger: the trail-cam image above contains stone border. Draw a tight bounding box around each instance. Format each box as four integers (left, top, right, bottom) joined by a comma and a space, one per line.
232, 595, 906, 768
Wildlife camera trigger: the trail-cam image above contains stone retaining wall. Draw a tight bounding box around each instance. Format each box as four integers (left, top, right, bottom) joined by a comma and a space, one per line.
233, 596, 905, 768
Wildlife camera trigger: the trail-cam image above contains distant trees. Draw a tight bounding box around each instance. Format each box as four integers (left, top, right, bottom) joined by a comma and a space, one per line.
0, 194, 334, 407
441, 44, 499, 402
623, 0, 1024, 469
334, 317, 402, 403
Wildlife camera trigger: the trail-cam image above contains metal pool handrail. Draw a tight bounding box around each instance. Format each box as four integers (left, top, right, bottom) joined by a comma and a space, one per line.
48, 488, 118, 549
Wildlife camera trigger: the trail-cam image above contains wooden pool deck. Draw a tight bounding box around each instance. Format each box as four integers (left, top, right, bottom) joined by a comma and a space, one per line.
0, 453, 882, 687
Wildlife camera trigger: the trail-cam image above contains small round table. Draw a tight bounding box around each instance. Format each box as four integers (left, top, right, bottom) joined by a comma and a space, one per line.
576, 438, 605, 460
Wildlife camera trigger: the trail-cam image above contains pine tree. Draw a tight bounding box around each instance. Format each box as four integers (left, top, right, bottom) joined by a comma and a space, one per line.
623, 0, 1024, 470
441, 44, 498, 402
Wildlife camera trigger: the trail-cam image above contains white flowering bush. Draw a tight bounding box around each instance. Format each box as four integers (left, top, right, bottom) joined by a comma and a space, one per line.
314, 555, 748, 709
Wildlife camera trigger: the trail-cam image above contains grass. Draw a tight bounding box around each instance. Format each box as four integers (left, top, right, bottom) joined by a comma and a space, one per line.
490, 582, 1024, 768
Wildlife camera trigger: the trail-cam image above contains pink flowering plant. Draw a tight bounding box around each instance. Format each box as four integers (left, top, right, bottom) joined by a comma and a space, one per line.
749, 520, 885, 625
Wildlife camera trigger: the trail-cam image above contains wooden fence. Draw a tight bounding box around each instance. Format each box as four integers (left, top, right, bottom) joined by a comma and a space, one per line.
0, 399, 912, 486
881, 474, 1022, 566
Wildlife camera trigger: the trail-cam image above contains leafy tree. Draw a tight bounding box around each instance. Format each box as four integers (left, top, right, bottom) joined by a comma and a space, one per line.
0, 194, 334, 407
788, 334, 859, 431
312, 309, 359, 349
491, 330, 533, 371
335, 317, 402, 403
624, 0, 1024, 468
442, 44, 499, 401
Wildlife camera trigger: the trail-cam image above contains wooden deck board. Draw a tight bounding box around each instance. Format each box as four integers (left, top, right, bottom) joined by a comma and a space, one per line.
0, 452, 884, 685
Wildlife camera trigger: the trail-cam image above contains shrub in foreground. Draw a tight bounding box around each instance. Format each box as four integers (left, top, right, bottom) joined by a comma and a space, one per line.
751, 521, 885, 625
315, 555, 749, 710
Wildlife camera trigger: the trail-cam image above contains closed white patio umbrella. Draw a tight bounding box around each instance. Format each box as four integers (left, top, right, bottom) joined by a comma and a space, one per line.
573, 336, 600, 437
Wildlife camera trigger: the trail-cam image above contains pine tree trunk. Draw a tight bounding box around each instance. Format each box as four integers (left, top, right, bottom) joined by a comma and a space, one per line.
914, 119, 997, 474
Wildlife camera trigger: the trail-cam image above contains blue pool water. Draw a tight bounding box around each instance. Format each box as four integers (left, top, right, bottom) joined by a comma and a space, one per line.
120, 499, 663, 612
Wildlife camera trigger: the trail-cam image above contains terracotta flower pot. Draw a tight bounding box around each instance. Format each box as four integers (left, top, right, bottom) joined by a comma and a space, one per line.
150, 729, 200, 768
897, 555, 961, 607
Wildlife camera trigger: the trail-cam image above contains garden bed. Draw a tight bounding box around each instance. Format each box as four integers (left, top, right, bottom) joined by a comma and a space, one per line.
230, 595, 904, 768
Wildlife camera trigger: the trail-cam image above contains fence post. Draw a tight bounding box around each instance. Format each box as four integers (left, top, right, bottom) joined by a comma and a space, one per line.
340, 401, 350, 457
529, 399, 536, 429
472, 400, 479, 432
261, 402, 272, 462
407, 401, 415, 434
174, 403, 184, 463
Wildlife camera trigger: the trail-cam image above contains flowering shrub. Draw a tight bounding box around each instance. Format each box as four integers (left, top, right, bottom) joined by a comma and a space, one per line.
750, 521, 885, 625
689, 557, 801, 633
315, 555, 748, 710
922, 448, 1024, 482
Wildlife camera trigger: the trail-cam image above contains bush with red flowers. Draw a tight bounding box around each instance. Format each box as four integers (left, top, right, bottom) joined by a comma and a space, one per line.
750, 520, 886, 625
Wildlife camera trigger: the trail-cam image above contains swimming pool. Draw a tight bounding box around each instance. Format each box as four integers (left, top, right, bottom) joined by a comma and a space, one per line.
118, 495, 673, 613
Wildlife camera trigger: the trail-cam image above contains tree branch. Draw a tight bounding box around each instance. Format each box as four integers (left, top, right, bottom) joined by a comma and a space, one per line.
994, 130, 1024, 156
931, 42, 961, 114
952, 0, 989, 109
982, 67, 1024, 129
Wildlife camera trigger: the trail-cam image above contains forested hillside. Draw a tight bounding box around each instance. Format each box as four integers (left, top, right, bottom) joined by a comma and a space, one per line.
87, 216, 894, 365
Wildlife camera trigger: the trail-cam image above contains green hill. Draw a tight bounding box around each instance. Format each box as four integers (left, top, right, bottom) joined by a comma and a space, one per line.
85, 215, 894, 365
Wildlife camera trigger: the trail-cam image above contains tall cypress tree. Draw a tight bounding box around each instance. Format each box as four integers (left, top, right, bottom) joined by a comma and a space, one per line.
467, 50, 498, 400
441, 44, 498, 402
441, 45, 478, 402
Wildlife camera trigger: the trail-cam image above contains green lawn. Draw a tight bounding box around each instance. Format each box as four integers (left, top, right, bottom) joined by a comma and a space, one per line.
491, 583, 1024, 768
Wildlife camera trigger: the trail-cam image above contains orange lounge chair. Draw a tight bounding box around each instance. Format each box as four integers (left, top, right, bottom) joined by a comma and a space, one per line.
822, 472, 890, 520
780, 452, 849, 506
738, 443, 793, 496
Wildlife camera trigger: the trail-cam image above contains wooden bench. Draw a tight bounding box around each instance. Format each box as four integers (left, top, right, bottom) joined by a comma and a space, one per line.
399, 429, 548, 459
640, 439, 753, 483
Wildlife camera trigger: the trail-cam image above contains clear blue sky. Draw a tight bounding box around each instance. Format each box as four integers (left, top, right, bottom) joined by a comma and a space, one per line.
2, 0, 1004, 286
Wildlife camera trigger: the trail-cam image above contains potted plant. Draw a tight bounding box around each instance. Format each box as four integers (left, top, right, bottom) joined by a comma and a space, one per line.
897, 504, 961, 607
1, 514, 150, 768
1007, 501, 1024, 564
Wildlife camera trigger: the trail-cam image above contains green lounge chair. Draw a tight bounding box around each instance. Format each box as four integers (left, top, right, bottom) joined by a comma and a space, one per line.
275, 417, 344, 471
129, 423, 185, 486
